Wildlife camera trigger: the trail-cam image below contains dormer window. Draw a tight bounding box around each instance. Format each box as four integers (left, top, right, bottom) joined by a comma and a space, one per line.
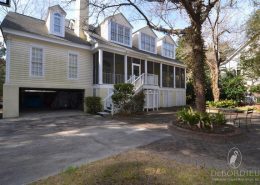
141, 33, 156, 53
110, 21, 131, 46
46, 5, 66, 37
54, 13, 61, 33
163, 42, 175, 59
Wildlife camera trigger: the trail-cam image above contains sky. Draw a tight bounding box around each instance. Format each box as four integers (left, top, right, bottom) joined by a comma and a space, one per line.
0, 0, 258, 46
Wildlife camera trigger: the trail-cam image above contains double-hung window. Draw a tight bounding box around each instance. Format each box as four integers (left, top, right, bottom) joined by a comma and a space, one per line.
31, 47, 43, 77
110, 21, 131, 46
163, 42, 174, 58
68, 53, 78, 79
140, 33, 156, 53
54, 13, 61, 33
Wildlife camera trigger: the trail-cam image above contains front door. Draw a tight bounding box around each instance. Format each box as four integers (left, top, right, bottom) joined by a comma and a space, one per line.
132, 63, 141, 78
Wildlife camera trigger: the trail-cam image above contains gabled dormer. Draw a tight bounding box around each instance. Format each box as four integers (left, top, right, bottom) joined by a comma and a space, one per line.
100, 13, 133, 47
132, 26, 157, 54
46, 5, 66, 37
157, 35, 176, 59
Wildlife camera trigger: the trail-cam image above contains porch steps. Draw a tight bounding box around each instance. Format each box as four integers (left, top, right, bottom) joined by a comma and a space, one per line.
97, 111, 111, 117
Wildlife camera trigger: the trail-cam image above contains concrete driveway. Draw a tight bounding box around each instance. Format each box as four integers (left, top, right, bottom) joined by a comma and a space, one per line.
0, 113, 170, 185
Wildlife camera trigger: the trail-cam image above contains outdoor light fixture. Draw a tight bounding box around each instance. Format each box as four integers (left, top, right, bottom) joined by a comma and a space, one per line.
0, 0, 10, 7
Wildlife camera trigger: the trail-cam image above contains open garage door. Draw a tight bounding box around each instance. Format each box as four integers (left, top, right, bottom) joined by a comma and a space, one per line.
19, 88, 84, 112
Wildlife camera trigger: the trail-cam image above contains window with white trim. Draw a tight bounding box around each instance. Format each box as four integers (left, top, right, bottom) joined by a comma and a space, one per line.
68, 53, 78, 79
141, 33, 156, 53
31, 47, 43, 77
163, 42, 175, 58
110, 21, 131, 46
54, 13, 61, 33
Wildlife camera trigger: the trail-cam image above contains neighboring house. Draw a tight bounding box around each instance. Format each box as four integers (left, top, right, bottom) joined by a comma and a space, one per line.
221, 39, 260, 87
1, 0, 186, 118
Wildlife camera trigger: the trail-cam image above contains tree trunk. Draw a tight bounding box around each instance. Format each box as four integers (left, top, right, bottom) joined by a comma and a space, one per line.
211, 65, 220, 101
190, 24, 206, 112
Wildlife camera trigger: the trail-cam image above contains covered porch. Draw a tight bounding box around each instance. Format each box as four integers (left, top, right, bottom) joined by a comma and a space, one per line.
93, 49, 186, 88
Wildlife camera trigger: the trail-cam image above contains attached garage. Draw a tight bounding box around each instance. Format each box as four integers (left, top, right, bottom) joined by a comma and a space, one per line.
19, 88, 84, 112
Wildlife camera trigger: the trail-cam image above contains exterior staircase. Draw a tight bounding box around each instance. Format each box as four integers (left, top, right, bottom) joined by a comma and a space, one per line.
102, 73, 159, 115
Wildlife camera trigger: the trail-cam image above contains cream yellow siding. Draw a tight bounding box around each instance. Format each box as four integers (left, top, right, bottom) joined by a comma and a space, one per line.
8, 36, 93, 89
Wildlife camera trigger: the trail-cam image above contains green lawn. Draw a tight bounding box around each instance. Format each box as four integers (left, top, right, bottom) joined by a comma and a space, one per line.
31, 150, 259, 185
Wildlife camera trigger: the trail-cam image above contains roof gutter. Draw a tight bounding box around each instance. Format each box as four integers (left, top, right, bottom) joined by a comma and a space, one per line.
2, 28, 91, 50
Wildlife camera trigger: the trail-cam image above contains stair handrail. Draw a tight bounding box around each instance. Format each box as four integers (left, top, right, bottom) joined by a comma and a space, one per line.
102, 92, 114, 114
132, 73, 145, 93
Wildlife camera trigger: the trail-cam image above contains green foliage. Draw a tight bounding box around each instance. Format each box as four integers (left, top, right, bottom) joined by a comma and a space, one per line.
64, 166, 78, 174
112, 83, 134, 113
220, 71, 246, 101
207, 100, 237, 108
177, 107, 226, 129
112, 83, 144, 114
240, 10, 260, 83
246, 9, 260, 38
177, 107, 200, 126
210, 113, 226, 126
186, 81, 196, 105
250, 84, 260, 93
85, 97, 102, 114
130, 91, 145, 113
0, 45, 6, 98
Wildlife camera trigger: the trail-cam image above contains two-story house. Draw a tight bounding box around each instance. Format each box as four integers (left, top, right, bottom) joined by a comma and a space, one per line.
1, 0, 186, 118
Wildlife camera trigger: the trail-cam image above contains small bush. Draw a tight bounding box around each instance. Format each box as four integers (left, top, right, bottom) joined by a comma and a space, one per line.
177, 107, 200, 126
250, 85, 260, 93
85, 97, 102, 114
130, 91, 145, 113
177, 107, 226, 129
112, 83, 144, 114
112, 83, 134, 113
207, 100, 237, 108
210, 113, 226, 125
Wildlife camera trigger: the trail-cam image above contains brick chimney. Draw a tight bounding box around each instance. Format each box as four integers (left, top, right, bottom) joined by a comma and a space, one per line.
74, 0, 89, 39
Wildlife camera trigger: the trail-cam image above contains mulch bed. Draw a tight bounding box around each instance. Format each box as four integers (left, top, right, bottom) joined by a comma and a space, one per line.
172, 120, 237, 134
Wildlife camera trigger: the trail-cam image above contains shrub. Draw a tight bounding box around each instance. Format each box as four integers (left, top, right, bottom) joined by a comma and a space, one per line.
85, 97, 102, 114
131, 91, 145, 112
220, 71, 246, 101
112, 83, 145, 114
207, 100, 237, 108
177, 107, 226, 129
250, 85, 260, 93
177, 107, 200, 126
112, 83, 134, 113
210, 113, 226, 125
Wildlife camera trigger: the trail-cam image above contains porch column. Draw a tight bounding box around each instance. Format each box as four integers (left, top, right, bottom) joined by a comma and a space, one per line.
124, 55, 128, 82
160, 63, 162, 88
174, 66, 176, 88
185, 68, 187, 89
145, 60, 147, 84
98, 49, 103, 84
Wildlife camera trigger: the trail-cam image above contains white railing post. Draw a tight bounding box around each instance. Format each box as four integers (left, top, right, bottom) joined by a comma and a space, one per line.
145, 60, 147, 85
160, 63, 162, 88
98, 49, 103, 84
174, 66, 176, 88
124, 55, 127, 83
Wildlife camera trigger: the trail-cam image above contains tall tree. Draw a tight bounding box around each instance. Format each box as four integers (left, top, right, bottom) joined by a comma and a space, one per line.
240, 9, 260, 86
82, 0, 222, 112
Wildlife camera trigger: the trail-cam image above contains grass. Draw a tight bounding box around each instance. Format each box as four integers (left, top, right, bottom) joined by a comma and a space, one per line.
236, 105, 260, 113
31, 150, 259, 185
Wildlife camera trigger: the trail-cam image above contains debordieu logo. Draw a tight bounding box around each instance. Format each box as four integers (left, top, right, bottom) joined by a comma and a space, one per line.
227, 147, 242, 169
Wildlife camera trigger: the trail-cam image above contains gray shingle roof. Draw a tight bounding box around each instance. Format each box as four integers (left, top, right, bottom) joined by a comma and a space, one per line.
89, 33, 183, 65
1, 12, 91, 46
